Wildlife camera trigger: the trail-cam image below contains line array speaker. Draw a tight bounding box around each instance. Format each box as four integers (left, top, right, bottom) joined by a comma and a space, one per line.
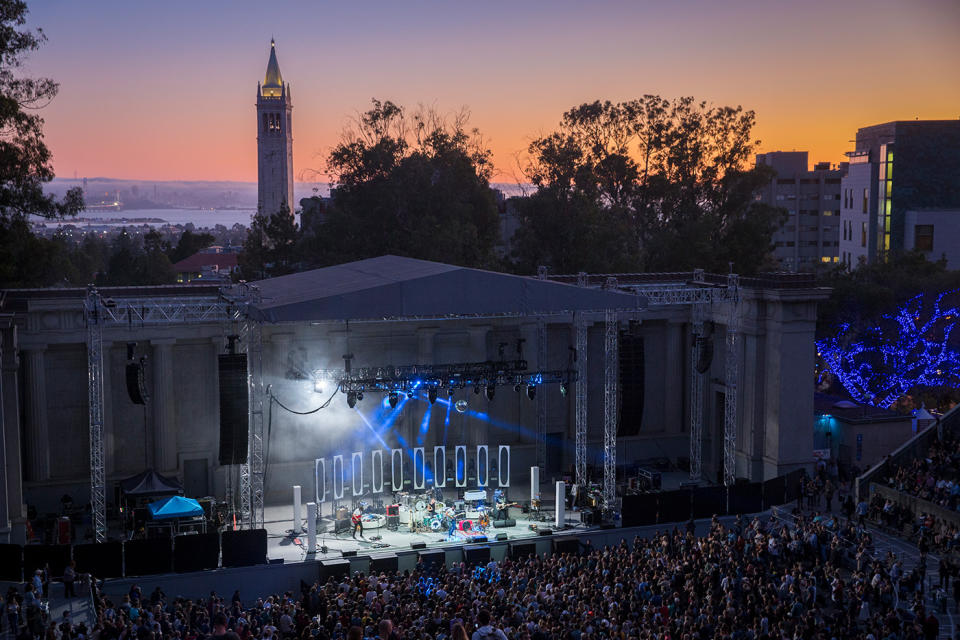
218, 353, 249, 466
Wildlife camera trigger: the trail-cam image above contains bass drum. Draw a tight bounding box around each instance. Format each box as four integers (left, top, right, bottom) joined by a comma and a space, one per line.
428, 516, 442, 531
458, 519, 473, 532
398, 504, 411, 525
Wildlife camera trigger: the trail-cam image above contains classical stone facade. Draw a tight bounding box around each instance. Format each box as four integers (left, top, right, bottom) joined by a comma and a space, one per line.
0, 266, 828, 537
257, 39, 294, 217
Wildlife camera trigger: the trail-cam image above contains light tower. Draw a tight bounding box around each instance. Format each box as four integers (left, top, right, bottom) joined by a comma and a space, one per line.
256, 39, 294, 217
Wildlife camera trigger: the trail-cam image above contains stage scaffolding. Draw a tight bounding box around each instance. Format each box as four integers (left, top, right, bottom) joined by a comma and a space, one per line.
84, 272, 741, 540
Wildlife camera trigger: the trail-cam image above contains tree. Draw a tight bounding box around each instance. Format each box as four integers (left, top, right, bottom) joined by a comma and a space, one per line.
513, 97, 785, 275
305, 99, 500, 269
0, 0, 82, 221
167, 228, 214, 263
240, 205, 299, 280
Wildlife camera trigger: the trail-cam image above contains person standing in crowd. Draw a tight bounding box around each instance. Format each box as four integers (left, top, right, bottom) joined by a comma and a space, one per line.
471, 610, 507, 640
63, 561, 76, 598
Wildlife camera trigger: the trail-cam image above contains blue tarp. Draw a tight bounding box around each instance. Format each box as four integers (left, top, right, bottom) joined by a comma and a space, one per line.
147, 495, 204, 520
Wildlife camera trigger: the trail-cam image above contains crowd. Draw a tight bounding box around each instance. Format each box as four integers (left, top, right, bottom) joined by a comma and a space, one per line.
2, 510, 951, 640
884, 436, 960, 511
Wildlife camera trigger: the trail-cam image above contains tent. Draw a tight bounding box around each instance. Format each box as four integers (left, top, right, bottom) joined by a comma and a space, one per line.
147, 496, 204, 521
120, 469, 182, 497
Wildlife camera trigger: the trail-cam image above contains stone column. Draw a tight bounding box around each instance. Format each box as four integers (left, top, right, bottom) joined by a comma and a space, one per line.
24, 346, 50, 482
151, 339, 177, 473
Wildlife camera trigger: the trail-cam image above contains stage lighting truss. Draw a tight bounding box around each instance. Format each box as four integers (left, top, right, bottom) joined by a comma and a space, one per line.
310, 359, 575, 401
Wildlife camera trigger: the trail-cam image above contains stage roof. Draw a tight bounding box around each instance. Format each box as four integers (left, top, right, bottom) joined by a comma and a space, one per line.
251, 256, 647, 323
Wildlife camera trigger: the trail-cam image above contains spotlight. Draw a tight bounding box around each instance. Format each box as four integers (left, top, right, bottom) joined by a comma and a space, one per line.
447, 388, 455, 397
357, 391, 364, 402
347, 391, 357, 409
408, 391, 416, 400
514, 383, 522, 393
485, 385, 495, 401
527, 385, 536, 400
455, 399, 468, 413
313, 380, 323, 394
428, 386, 438, 405
388, 391, 399, 409
560, 382, 568, 397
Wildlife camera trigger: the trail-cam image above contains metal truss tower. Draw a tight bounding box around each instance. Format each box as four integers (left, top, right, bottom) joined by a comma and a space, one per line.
723, 274, 741, 486
574, 314, 588, 488
536, 319, 547, 471
603, 308, 619, 513
688, 272, 706, 483
84, 288, 233, 542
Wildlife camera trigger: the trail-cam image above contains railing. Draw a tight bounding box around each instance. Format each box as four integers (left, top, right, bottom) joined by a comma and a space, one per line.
869, 483, 960, 531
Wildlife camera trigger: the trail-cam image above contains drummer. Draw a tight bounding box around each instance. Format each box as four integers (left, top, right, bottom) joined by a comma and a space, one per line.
427, 496, 437, 516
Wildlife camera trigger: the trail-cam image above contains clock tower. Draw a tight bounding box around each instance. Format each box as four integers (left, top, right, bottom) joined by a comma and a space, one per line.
256, 39, 294, 217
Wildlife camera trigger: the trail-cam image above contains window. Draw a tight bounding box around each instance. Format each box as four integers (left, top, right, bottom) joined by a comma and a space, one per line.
822, 210, 836, 216
862, 188, 868, 213
786, 241, 795, 247
777, 178, 796, 185
776, 194, 797, 201
861, 222, 867, 247
820, 256, 832, 263
825, 178, 841, 185
915, 225, 934, 251
800, 178, 819, 185
802, 225, 819, 232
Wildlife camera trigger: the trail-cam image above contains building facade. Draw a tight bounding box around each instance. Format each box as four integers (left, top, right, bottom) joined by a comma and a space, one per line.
838, 120, 960, 267
256, 40, 294, 217
755, 152, 845, 271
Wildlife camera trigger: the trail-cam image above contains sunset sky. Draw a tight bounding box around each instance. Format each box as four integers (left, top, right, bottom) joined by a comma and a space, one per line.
25, 0, 960, 183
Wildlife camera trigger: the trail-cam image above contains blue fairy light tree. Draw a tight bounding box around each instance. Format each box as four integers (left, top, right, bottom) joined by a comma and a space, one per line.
816, 290, 960, 408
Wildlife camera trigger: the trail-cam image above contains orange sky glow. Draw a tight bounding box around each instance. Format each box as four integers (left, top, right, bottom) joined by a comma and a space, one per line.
24, 0, 960, 184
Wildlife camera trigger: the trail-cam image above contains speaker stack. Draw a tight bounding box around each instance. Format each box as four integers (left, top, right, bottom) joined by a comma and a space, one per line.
218, 351, 249, 466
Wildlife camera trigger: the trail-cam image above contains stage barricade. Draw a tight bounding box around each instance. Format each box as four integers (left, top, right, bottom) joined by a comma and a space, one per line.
369, 554, 399, 575
174, 533, 220, 573
73, 541, 123, 579
23, 543, 71, 577
620, 494, 658, 527
509, 541, 536, 560
0, 544, 23, 581
763, 476, 787, 510
657, 489, 692, 524
125, 537, 173, 577
463, 545, 490, 565
221, 529, 268, 568
728, 482, 763, 515
692, 486, 726, 519
784, 469, 804, 503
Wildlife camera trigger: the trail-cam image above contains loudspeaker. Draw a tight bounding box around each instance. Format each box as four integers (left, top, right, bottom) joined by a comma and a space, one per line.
218, 353, 249, 466
0, 544, 23, 581
221, 529, 268, 567
319, 559, 350, 580
538, 528, 553, 536
509, 542, 536, 559
463, 546, 490, 565
74, 541, 123, 578
342, 550, 357, 557
410, 542, 426, 550
386, 516, 399, 529
418, 549, 445, 568
24, 544, 71, 577
370, 555, 398, 574
174, 533, 220, 573
495, 533, 507, 541
336, 518, 351, 533
386, 505, 399, 517
268, 558, 284, 565
124, 538, 173, 576
125, 359, 149, 405
552, 538, 580, 555
473, 535, 488, 543
493, 519, 516, 528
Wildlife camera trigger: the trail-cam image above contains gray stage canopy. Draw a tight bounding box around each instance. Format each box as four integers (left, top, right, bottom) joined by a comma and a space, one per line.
250, 255, 646, 323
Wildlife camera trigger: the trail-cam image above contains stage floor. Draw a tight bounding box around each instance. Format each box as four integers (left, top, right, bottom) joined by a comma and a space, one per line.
263, 503, 587, 563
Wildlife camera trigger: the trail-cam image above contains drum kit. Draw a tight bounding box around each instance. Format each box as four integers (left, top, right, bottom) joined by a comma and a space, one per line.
389, 490, 494, 536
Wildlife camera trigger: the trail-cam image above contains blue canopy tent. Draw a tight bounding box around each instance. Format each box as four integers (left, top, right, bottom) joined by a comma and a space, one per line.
147, 496, 204, 521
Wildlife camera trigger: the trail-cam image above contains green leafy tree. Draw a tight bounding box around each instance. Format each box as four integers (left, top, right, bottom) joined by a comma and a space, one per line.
0, 0, 82, 221
513, 97, 784, 275
305, 99, 500, 268
167, 228, 214, 263
240, 204, 298, 280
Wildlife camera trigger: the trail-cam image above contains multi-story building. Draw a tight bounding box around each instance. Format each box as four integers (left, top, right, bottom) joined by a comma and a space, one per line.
755, 152, 845, 271
838, 120, 960, 267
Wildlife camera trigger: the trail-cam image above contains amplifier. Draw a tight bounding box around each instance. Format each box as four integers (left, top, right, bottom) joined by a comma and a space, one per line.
386, 515, 399, 529
386, 504, 399, 517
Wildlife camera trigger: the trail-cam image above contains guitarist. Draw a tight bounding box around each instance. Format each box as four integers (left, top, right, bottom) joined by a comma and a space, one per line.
351, 506, 364, 540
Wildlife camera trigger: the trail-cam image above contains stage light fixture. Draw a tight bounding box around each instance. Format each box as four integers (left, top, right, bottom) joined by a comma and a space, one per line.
347, 391, 357, 409
447, 388, 455, 397
388, 391, 399, 409
357, 391, 364, 402
514, 383, 522, 393
455, 399, 468, 413
428, 386, 438, 405
560, 382, 568, 397
313, 380, 323, 394
527, 385, 537, 400
485, 385, 495, 401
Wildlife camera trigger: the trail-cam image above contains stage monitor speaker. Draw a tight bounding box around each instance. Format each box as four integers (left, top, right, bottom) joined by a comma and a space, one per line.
124, 538, 173, 576
125, 360, 149, 405
386, 515, 399, 530
174, 533, 220, 573
370, 554, 398, 575
0, 544, 23, 581
418, 549, 445, 569
472, 535, 488, 543
221, 529, 268, 567
336, 518, 351, 534
218, 353, 249, 466
268, 558, 284, 565
493, 518, 516, 528
342, 550, 357, 557
463, 545, 490, 565
538, 528, 553, 536
495, 533, 508, 541
74, 541, 123, 578
410, 542, 427, 550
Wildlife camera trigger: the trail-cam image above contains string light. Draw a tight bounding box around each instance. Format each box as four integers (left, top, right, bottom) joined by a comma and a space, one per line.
817, 290, 960, 407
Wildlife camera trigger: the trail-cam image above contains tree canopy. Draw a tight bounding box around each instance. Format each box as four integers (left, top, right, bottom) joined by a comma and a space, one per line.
512, 96, 784, 275
301, 100, 501, 269
0, 0, 82, 221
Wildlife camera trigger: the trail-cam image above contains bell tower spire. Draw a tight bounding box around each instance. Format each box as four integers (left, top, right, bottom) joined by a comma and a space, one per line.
256, 39, 294, 218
